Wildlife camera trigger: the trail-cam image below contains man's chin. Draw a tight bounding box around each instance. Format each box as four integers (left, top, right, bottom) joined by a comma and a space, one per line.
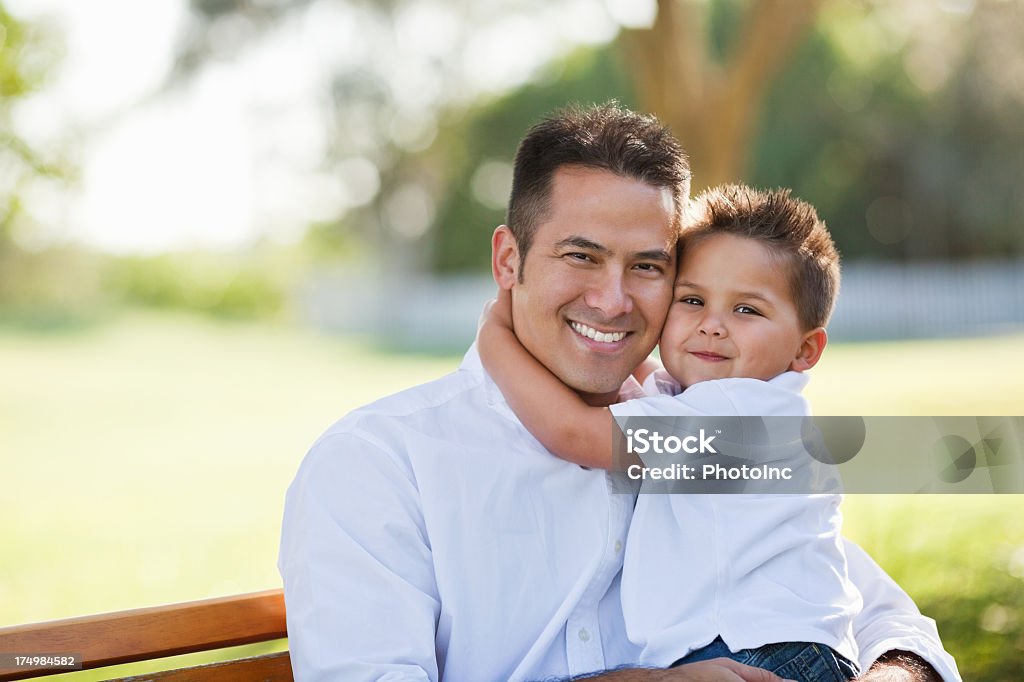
560, 369, 632, 404
538, 345, 645, 401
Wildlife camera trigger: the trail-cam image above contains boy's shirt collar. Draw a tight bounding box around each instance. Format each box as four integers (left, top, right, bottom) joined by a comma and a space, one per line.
769, 370, 810, 394
640, 368, 811, 398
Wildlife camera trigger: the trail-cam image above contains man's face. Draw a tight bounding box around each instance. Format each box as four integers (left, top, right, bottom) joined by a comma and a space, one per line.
498, 166, 677, 405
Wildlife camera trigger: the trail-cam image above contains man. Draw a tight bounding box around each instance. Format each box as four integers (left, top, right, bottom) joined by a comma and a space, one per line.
279, 104, 959, 681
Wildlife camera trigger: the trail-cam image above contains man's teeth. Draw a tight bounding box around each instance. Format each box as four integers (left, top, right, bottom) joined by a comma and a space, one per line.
570, 322, 627, 343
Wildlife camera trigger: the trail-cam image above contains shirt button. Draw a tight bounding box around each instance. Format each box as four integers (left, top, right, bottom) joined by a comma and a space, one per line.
578, 628, 590, 642
614, 540, 623, 553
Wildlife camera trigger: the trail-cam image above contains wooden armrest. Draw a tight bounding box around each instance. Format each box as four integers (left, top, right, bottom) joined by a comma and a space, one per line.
0, 590, 287, 681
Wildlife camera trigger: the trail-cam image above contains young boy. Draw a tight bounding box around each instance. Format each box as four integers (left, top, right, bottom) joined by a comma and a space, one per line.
478, 184, 860, 681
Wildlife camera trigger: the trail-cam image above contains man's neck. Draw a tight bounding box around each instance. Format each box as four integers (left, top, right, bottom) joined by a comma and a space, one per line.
578, 389, 620, 408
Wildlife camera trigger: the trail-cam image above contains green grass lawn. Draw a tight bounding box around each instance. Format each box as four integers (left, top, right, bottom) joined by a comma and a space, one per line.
1, 312, 1022, 679
1, 312, 458, 623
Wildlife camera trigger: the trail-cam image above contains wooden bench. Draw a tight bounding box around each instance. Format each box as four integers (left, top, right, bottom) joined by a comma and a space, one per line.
0, 590, 290, 681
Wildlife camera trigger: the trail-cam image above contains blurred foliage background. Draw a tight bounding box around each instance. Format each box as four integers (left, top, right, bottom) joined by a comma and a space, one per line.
1, 0, 1023, 679
3, 0, 1024, 314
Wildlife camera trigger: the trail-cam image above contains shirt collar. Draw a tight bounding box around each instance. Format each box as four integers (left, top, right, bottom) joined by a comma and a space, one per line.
769, 370, 810, 393
460, 343, 520, 422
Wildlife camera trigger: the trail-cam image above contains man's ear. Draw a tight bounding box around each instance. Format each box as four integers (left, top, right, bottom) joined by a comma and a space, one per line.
790, 327, 828, 372
492, 225, 520, 290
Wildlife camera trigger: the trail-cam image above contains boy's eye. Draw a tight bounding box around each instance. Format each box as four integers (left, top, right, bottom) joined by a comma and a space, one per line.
679, 296, 703, 306
735, 305, 762, 316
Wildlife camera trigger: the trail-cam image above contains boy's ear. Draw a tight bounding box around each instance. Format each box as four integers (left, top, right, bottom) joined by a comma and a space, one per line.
790, 327, 828, 372
492, 225, 519, 290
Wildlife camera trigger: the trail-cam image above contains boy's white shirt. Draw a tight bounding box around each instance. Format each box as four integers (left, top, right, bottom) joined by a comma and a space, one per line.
640, 367, 686, 397
610, 370, 862, 667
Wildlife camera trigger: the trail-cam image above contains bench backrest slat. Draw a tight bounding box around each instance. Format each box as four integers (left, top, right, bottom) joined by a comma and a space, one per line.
0, 590, 287, 681
108, 651, 292, 682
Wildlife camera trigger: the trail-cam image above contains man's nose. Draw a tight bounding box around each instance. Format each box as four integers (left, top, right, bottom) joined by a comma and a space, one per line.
583, 271, 634, 318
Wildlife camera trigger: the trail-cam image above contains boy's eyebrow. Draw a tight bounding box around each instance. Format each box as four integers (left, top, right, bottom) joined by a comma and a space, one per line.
674, 280, 776, 305
736, 291, 774, 305
555, 236, 673, 263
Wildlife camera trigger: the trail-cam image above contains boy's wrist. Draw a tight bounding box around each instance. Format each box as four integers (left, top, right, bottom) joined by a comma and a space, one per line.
480, 317, 513, 342
477, 294, 515, 334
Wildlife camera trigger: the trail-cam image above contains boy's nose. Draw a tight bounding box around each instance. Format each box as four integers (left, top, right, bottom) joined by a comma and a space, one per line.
698, 315, 727, 338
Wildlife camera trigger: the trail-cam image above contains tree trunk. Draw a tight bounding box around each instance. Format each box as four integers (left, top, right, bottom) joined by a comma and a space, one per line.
621, 0, 823, 192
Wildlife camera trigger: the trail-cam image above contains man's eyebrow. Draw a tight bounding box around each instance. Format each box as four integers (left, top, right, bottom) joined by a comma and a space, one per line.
554, 236, 610, 254
634, 249, 673, 263
554, 237, 672, 263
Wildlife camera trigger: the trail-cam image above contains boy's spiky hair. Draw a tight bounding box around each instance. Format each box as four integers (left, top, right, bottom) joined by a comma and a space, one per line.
683, 184, 841, 330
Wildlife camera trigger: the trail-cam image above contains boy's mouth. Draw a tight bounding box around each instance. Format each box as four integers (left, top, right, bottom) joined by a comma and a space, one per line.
689, 350, 729, 362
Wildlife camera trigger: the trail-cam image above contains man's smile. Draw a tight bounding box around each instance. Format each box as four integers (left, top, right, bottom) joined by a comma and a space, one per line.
568, 320, 631, 345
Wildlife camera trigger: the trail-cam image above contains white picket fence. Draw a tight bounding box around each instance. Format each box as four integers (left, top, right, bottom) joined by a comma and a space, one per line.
831, 260, 1024, 339
302, 260, 1024, 349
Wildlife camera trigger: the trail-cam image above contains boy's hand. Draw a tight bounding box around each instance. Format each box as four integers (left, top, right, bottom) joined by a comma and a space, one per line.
480, 287, 514, 333
477, 299, 495, 334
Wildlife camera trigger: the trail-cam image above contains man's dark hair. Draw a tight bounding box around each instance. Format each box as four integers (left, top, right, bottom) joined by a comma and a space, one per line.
683, 184, 841, 330
507, 102, 691, 281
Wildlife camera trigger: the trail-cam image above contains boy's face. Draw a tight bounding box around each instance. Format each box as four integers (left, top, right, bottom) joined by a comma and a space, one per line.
660, 233, 812, 386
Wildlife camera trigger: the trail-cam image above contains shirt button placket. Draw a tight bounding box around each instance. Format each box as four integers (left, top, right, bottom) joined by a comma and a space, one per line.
567, 609, 604, 677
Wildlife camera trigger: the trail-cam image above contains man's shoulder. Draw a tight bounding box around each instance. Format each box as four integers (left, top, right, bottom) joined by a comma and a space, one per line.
293, 362, 520, 489
312, 365, 498, 455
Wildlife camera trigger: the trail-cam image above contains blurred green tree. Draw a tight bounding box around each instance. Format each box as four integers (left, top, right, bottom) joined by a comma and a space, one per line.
0, 3, 82, 316
433, 0, 1024, 267
170, 0, 1024, 271
0, 2, 64, 255
748, 0, 1024, 260
622, 0, 822, 191
170, 0, 823, 273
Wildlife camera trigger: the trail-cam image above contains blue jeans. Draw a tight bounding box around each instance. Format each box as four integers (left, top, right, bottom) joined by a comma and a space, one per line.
672, 636, 859, 682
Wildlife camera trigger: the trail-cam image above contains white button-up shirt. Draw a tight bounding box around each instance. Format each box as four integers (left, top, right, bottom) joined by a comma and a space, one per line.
612, 372, 861, 667
278, 347, 960, 681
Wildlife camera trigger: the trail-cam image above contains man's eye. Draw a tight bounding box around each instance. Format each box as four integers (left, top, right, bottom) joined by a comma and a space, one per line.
565, 252, 594, 263
634, 263, 664, 274
736, 305, 762, 316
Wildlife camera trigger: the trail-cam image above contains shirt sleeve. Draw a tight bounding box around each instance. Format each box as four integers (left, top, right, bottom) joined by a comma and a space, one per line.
845, 538, 962, 681
610, 380, 743, 418
278, 431, 440, 682
641, 368, 682, 397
